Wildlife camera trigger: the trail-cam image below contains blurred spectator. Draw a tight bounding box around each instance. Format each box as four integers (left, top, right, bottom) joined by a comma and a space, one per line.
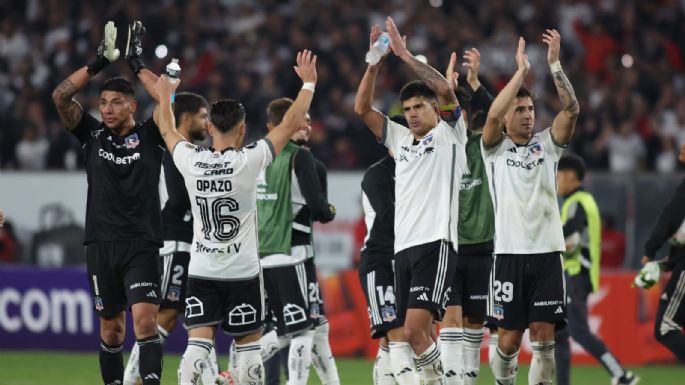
601, 214, 626, 268
0, 220, 18, 263
15, 123, 48, 170
602, 120, 646, 173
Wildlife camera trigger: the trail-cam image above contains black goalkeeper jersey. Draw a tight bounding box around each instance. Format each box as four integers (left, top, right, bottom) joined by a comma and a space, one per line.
160, 151, 193, 243
71, 112, 165, 246
360, 155, 395, 272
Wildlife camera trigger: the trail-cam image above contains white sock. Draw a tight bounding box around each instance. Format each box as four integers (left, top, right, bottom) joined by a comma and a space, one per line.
178, 337, 213, 385
261, 329, 281, 361
462, 328, 483, 385
228, 340, 238, 379
487, 332, 498, 368
288, 330, 315, 385
201, 347, 220, 385
438, 327, 463, 385
374, 344, 396, 385
529, 341, 555, 385
236, 340, 264, 385
389, 342, 420, 385
124, 325, 169, 385
415, 342, 445, 385
311, 319, 341, 385
491, 346, 519, 385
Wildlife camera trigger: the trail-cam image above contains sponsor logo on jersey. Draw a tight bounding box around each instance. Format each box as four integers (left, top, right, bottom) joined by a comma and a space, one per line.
98, 149, 140, 164
410, 286, 430, 293
506, 157, 544, 170
533, 300, 563, 307
125, 133, 140, 149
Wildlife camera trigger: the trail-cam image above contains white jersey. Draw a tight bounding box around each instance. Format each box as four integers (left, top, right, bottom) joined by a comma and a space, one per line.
481, 128, 566, 254
382, 115, 467, 254
172, 139, 274, 280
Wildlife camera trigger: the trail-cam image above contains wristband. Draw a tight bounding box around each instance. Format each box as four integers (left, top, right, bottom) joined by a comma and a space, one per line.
439, 103, 461, 121
550, 61, 562, 73
302, 82, 316, 92
87, 56, 110, 76
126, 57, 146, 74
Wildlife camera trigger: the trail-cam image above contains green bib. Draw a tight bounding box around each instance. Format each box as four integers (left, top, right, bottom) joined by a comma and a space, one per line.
458, 131, 495, 245
257, 141, 299, 255
560, 190, 602, 292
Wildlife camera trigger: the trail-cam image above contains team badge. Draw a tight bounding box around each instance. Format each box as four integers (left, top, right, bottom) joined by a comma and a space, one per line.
494, 304, 504, 320
310, 303, 320, 319
528, 142, 543, 156
167, 285, 181, 302
125, 133, 140, 149
381, 306, 397, 322
94, 296, 104, 311
421, 134, 434, 146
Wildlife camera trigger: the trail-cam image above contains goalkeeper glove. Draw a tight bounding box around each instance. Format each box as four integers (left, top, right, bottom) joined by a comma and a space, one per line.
87, 21, 120, 76
125, 20, 146, 74
632, 261, 661, 289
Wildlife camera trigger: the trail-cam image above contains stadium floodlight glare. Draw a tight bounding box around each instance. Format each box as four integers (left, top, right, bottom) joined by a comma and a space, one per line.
621, 54, 634, 69
429, 0, 444, 7
155, 44, 168, 59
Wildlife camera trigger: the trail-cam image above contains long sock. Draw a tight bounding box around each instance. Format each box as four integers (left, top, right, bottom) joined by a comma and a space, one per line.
236, 340, 264, 385
438, 327, 463, 385
374, 344, 396, 385
462, 328, 483, 385
389, 341, 420, 385
137, 335, 163, 385
201, 347, 220, 385
529, 341, 555, 385
288, 330, 315, 385
100, 340, 124, 385
487, 332, 498, 368
261, 329, 281, 361
124, 325, 169, 385
491, 347, 518, 385
415, 342, 445, 385
178, 337, 213, 385
311, 319, 341, 385
228, 340, 238, 378
599, 351, 626, 379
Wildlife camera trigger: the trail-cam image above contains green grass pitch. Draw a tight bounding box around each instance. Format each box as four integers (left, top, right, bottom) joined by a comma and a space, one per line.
0, 350, 682, 384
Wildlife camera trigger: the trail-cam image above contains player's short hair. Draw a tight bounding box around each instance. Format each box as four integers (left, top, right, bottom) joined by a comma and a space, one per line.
266, 97, 294, 125
174, 92, 209, 124
399, 80, 437, 103
455, 87, 471, 121
100, 77, 135, 98
558, 153, 586, 181
210, 99, 245, 133
516, 85, 535, 100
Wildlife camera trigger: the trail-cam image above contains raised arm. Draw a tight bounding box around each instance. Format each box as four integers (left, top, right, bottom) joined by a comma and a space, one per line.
123, 21, 163, 124
545, 29, 579, 145
266, 50, 317, 155
386, 17, 456, 106
482, 37, 530, 147
462, 48, 494, 114
354, 24, 389, 139
51, 21, 120, 130
152, 75, 184, 152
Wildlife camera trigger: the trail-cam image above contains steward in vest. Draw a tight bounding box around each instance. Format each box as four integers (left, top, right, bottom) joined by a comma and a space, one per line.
554, 153, 637, 385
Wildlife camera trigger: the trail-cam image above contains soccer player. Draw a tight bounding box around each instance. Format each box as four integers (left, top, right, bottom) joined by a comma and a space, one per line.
640, 145, 685, 362
257, 97, 336, 385
554, 153, 638, 385
482, 31, 578, 385
440, 49, 495, 385
51, 21, 165, 385
123, 93, 226, 385
154, 49, 318, 385
355, 19, 467, 385
359, 133, 399, 385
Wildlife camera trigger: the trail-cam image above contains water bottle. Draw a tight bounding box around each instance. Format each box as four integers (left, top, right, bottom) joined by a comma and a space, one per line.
365, 32, 390, 65
165, 58, 181, 103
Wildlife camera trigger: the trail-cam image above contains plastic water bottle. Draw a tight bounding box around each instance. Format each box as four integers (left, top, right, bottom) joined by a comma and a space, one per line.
165, 58, 181, 103
365, 32, 390, 65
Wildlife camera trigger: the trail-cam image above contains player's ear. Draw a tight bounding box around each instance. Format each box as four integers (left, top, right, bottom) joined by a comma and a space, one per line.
266, 122, 274, 132
207, 121, 215, 138
240, 122, 246, 137
129, 99, 138, 113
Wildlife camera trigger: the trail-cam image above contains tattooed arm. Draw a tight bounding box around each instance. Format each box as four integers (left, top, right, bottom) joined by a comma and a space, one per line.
51, 67, 91, 130
385, 17, 456, 106
544, 29, 579, 145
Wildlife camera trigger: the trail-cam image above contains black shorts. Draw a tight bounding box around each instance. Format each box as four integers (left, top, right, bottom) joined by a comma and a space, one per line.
486, 253, 567, 331
86, 241, 161, 319
304, 257, 326, 322
447, 253, 493, 320
359, 253, 400, 339
656, 259, 685, 336
183, 274, 265, 336
264, 262, 317, 336
159, 249, 190, 311
395, 240, 457, 324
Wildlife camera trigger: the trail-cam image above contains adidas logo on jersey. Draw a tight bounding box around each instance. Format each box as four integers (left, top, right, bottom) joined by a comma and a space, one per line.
146, 290, 157, 298
554, 306, 563, 314
417, 293, 430, 301
507, 146, 517, 153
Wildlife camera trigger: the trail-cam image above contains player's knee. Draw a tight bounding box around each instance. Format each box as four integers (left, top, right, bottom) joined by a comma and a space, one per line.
529, 322, 555, 342
133, 315, 158, 337
402, 325, 428, 347
100, 325, 125, 345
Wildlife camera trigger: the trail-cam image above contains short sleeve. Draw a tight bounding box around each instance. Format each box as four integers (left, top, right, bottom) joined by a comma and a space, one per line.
244, 138, 275, 173
539, 127, 566, 160
70, 112, 101, 145
437, 116, 467, 146
480, 134, 507, 161
382, 116, 406, 154
171, 140, 198, 176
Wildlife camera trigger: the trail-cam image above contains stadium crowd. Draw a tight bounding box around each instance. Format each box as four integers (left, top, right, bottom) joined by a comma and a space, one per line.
1, 0, 685, 172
